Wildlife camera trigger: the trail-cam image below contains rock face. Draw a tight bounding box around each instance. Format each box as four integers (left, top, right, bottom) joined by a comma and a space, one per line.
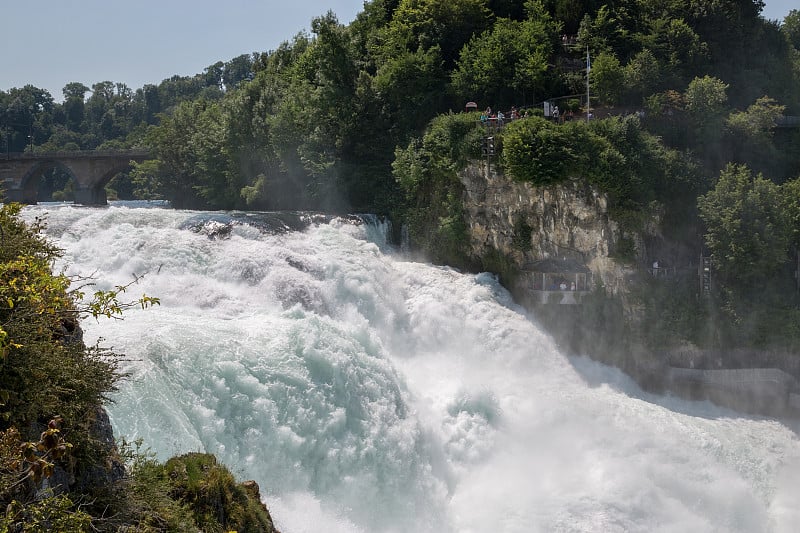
458, 163, 800, 418
459, 162, 639, 299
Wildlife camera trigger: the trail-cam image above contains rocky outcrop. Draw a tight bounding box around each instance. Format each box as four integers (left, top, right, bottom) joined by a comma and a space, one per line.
459, 162, 641, 299
164, 452, 280, 533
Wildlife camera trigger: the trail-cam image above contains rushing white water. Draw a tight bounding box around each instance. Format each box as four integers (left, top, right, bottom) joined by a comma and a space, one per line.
22, 203, 800, 533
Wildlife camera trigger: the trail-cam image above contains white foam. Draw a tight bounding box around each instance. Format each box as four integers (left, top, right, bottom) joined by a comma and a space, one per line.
23, 204, 800, 533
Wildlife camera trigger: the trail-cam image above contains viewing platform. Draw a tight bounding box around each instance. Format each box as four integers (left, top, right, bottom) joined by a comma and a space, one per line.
515, 258, 593, 305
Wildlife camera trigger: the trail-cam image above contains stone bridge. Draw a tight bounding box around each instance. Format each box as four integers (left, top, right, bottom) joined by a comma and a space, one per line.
0, 149, 151, 205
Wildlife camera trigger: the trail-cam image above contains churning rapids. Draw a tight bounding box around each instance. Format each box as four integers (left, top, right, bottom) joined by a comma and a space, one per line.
21, 202, 800, 532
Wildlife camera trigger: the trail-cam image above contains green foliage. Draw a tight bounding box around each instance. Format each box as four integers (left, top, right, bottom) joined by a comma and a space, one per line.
378, 0, 493, 68
684, 75, 729, 119
1, 493, 92, 532
683, 75, 730, 157
645, 17, 707, 83
164, 453, 275, 533
726, 96, 785, 142
394, 113, 482, 265
0, 203, 267, 531
636, 275, 709, 350
502, 113, 705, 241
141, 99, 236, 209
783, 10, 800, 50
501, 117, 585, 184
590, 51, 625, 105
113, 443, 276, 533
0, 418, 73, 513
373, 46, 448, 136
781, 177, 800, 248
698, 164, 791, 290
451, 6, 558, 107
5, 0, 798, 218
116, 439, 198, 532
0, 203, 168, 532
724, 96, 785, 175
129, 158, 165, 201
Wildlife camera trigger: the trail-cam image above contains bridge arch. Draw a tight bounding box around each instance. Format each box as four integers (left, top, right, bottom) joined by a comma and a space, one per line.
20, 159, 79, 203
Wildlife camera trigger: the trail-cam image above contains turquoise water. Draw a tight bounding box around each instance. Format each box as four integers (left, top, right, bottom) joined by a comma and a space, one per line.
24, 203, 800, 533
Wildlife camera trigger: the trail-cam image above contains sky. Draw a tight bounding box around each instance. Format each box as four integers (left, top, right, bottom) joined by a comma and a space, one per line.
1, 0, 796, 102
1, 0, 366, 101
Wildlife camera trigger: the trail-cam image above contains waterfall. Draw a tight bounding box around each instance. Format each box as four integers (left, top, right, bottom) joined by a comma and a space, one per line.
23, 203, 800, 533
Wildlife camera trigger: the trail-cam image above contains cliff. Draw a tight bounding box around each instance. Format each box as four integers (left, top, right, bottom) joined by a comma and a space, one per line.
460, 161, 637, 301
458, 162, 800, 418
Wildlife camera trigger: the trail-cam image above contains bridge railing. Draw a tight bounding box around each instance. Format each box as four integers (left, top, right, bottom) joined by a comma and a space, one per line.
4, 149, 151, 159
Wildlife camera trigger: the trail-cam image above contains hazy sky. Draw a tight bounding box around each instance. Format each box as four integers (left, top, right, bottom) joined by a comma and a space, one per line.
1, 0, 365, 101
1, 0, 796, 102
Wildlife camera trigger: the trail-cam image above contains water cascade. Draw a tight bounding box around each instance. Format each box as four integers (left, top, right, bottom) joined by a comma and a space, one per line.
24, 203, 800, 532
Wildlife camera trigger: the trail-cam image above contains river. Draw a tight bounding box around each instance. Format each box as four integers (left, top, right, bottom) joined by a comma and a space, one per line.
22, 202, 800, 532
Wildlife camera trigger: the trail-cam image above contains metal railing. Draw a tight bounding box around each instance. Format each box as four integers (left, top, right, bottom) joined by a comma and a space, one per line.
2, 149, 151, 159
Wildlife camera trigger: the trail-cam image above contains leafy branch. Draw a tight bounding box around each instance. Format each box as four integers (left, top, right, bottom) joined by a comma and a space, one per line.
69, 272, 161, 321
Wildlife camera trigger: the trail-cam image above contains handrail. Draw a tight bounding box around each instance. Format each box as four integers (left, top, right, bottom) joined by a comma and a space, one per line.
3, 149, 151, 159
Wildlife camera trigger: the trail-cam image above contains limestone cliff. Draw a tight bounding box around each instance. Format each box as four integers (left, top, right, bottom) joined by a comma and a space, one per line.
459, 162, 641, 300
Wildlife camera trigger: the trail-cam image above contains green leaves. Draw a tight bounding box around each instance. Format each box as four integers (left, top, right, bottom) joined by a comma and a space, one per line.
698, 163, 790, 289
451, 12, 556, 106
684, 75, 729, 118
502, 117, 578, 184
86, 284, 160, 320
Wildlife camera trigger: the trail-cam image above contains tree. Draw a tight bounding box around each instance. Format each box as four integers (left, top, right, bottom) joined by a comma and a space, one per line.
647, 17, 707, 84
62, 82, 89, 101
268, 11, 371, 210
577, 5, 637, 58
684, 75, 729, 158
374, 45, 447, 135
590, 51, 625, 105
223, 54, 256, 90
379, 0, 493, 69
781, 176, 800, 250
1, 85, 55, 151
725, 95, 785, 174
623, 48, 661, 101
684, 74, 728, 118
697, 163, 790, 289
451, 2, 557, 107
142, 99, 233, 209
783, 9, 800, 50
